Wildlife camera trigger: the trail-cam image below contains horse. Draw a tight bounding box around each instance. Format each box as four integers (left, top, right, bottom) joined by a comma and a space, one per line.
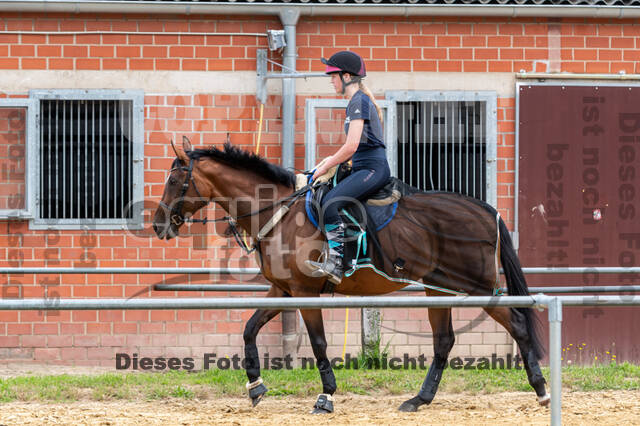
152, 136, 550, 414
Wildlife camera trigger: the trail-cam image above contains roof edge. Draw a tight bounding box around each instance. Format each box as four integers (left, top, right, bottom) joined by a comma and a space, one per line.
0, 1, 638, 19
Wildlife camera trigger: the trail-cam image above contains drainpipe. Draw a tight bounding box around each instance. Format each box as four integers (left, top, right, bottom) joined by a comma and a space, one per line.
279, 7, 300, 367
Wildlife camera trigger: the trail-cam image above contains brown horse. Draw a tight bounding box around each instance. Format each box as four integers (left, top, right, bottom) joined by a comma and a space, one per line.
152, 136, 549, 414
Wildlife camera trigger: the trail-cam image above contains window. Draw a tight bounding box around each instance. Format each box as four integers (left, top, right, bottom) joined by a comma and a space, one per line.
303, 98, 396, 172
30, 90, 144, 229
387, 91, 497, 207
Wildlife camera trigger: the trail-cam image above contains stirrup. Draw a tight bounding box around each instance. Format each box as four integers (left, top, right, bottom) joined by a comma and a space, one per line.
305, 253, 343, 285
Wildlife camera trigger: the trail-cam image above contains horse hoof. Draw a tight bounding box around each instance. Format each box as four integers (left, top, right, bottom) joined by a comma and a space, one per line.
398, 396, 427, 412
538, 393, 551, 407
311, 393, 334, 414
251, 393, 265, 407
248, 382, 268, 407
398, 401, 418, 412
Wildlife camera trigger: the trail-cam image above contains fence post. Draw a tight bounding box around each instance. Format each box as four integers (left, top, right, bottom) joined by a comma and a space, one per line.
361, 307, 381, 356
548, 296, 563, 426
282, 310, 298, 367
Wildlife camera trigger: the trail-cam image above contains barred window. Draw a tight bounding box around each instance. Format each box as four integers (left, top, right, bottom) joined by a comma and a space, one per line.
31, 90, 144, 229
388, 92, 497, 206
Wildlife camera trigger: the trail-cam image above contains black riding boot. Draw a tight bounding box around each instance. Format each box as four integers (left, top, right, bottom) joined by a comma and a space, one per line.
306, 223, 346, 285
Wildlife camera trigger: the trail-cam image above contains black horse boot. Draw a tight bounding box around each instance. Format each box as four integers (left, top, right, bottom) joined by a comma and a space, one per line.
305, 222, 345, 285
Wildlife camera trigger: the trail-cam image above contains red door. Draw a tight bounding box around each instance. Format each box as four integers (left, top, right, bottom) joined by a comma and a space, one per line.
518, 84, 640, 363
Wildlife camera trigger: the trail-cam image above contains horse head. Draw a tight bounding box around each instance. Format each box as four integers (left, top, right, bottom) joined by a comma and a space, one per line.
152, 136, 210, 240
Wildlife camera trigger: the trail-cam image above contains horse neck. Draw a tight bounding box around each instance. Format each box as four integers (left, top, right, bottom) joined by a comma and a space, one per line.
201, 159, 294, 237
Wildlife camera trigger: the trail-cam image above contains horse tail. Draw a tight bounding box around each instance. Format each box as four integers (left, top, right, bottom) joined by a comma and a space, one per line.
498, 216, 545, 360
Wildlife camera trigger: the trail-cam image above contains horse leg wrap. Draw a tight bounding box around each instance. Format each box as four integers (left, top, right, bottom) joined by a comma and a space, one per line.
244, 344, 261, 381
418, 357, 446, 403
318, 362, 337, 395
524, 351, 547, 397
246, 377, 268, 407
311, 393, 334, 414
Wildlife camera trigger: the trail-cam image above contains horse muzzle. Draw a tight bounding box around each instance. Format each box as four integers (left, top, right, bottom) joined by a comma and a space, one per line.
153, 202, 180, 240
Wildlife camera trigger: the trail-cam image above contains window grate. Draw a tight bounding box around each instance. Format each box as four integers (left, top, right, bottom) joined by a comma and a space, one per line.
40, 99, 133, 220
396, 100, 487, 201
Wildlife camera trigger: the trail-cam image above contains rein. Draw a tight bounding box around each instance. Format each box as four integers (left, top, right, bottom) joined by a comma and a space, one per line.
189, 184, 311, 255
161, 156, 315, 254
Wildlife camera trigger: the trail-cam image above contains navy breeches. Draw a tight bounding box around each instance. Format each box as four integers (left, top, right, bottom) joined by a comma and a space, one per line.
321, 162, 390, 226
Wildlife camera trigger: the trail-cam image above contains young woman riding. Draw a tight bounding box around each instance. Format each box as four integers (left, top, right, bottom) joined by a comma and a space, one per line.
306, 51, 391, 285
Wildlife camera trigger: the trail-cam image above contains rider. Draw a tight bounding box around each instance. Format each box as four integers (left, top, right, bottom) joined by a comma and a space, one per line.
306, 51, 391, 285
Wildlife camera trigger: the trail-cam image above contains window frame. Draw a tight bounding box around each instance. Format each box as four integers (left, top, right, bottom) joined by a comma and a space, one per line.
385, 90, 498, 209
29, 89, 145, 230
304, 98, 397, 175
0, 98, 37, 219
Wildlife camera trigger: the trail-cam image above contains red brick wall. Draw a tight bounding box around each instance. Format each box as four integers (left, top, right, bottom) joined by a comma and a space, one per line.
1, 12, 637, 365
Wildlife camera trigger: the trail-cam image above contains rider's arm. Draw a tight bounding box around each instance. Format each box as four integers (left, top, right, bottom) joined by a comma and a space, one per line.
312, 119, 363, 180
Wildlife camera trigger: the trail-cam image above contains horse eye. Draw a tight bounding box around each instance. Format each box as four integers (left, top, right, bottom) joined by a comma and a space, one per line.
168, 177, 177, 186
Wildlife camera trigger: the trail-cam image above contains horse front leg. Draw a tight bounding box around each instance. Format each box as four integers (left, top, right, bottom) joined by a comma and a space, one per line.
243, 286, 285, 407
299, 308, 337, 414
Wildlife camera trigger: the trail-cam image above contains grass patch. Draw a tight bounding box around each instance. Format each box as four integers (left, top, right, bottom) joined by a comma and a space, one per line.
0, 362, 638, 403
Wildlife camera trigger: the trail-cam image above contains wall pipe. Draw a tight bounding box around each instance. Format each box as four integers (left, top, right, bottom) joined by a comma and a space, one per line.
0, 31, 266, 37
0, 267, 262, 275
517, 72, 640, 80
279, 8, 301, 366
3, 266, 640, 274
152, 284, 640, 293
0, 1, 639, 19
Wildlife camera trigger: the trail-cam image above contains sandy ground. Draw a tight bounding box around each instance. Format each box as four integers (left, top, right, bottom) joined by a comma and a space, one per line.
0, 391, 639, 425
0, 363, 114, 379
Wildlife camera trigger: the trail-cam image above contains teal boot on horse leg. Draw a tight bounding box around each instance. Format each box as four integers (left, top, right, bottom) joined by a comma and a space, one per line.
306, 222, 346, 285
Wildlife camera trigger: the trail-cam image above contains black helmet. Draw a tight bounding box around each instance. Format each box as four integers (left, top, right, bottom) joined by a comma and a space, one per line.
321, 51, 366, 77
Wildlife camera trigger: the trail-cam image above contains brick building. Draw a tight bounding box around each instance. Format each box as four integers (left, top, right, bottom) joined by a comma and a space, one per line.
1, 0, 639, 367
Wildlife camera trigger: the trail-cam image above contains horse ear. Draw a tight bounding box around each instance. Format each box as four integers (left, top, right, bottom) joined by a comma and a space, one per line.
171, 139, 189, 164
182, 135, 193, 152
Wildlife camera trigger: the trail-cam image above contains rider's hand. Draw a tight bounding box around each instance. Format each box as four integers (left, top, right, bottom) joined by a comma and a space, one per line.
312, 164, 328, 182
311, 158, 331, 182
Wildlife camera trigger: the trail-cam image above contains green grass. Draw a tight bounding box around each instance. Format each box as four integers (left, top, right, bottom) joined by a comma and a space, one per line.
0, 362, 638, 403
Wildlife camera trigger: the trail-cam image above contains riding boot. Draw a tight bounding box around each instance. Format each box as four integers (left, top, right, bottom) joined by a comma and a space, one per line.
305, 223, 346, 285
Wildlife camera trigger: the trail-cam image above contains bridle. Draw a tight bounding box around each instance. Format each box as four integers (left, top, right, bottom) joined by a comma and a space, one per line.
159, 155, 317, 254
159, 157, 206, 228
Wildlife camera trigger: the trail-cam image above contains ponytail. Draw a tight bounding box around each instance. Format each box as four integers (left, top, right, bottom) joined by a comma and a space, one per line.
358, 81, 383, 125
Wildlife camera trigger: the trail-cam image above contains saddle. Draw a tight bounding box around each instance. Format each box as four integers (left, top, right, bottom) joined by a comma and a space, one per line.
299, 163, 415, 276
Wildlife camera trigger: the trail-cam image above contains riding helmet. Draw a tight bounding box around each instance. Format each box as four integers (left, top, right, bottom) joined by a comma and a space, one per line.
321, 51, 366, 77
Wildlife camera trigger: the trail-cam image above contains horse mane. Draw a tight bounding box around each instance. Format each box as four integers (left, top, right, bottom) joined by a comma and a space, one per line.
187, 142, 296, 188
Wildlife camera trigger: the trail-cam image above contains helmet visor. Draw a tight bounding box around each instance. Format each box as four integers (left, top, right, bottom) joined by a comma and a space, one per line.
324, 65, 342, 74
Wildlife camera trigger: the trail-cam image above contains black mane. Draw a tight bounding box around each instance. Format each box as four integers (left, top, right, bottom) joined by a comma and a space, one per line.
187, 143, 296, 188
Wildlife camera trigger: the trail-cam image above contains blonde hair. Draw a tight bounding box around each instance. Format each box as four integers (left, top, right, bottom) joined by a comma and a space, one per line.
358, 81, 383, 125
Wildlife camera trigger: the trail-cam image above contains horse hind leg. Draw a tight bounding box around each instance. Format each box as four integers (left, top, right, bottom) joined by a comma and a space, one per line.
484, 306, 550, 406
399, 305, 455, 412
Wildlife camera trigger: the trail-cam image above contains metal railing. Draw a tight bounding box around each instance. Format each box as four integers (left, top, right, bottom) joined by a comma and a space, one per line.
2, 265, 640, 425
0, 294, 638, 426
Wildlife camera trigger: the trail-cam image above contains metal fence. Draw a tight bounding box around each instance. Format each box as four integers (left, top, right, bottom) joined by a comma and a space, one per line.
2, 266, 640, 425
0, 294, 638, 426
